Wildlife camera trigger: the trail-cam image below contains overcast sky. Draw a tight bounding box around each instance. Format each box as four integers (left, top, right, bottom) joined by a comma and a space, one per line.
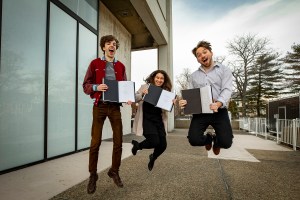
131, 0, 300, 89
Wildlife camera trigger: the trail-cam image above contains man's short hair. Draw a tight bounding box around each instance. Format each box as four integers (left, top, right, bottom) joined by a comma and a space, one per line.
192, 40, 212, 57
100, 35, 120, 53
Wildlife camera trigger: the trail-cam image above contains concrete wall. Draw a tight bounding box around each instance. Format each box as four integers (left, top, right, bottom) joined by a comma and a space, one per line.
130, 0, 169, 45
231, 120, 239, 130
145, 0, 169, 44
99, 2, 132, 78
175, 119, 191, 129
98, 2, 133, 138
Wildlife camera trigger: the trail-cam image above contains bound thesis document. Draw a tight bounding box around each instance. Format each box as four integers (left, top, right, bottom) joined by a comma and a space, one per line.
102, 79, 135, 103
143, 84, 176, 112
181, 85, 213, 114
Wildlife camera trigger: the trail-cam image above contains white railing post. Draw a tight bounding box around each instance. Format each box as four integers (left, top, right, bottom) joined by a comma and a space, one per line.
295, 118, 300, 150
276, 119, 280, 144
292, 119, 297, 151
264, 118, 267, 139
255, 118, 258, 136
248, 118, 250, 132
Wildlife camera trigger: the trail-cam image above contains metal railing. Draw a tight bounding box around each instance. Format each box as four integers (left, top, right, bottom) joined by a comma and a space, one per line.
276, 119, 300, 151
239, 117, 268, 139
239, 117, 299, 151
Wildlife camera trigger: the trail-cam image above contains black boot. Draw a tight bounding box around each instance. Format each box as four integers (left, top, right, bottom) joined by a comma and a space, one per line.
148, 154, 156, 171
131, 140, 139, 155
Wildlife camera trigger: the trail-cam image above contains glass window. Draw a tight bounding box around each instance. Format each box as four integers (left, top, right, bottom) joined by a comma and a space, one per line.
59, 0, 98, 29
77, 24, 97, 149
0, 0, 46, 171
47, 3, 76, 158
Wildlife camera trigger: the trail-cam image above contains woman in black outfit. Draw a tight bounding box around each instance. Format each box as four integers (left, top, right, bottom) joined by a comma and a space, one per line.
131, 70, 174, 171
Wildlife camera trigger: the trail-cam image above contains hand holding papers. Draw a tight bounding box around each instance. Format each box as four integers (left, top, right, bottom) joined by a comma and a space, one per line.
102, 79, 135, 103
143, 84, 176, 112
181, 85, 213, 114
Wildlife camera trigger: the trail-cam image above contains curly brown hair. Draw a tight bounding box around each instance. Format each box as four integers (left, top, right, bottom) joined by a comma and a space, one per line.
145, 70, 172, 91
100, 35, 120, 54
192, 40, 212, 57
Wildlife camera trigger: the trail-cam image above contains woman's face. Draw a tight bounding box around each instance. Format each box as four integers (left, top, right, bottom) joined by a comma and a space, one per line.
154, 72, 164, 87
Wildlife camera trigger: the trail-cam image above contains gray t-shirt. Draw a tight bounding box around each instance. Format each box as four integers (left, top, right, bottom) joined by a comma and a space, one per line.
101, 62, 116, 101
105, 62, 116, 80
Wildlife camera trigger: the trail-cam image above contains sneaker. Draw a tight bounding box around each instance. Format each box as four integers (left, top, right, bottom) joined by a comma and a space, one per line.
131, 140, 139, 155
148, 154, 155, 171
87, 172, 98, 194
107, 168, 124, 188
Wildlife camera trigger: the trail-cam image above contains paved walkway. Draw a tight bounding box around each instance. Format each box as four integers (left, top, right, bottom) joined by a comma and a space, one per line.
0, 129, 299, 200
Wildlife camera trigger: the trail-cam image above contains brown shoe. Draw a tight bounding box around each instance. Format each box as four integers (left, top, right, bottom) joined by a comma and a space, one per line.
87, 172, 98, 194
107, 168, 124, 188
205, 143, 212, 151
212, 145, 221, 155
205, 132, 214, 151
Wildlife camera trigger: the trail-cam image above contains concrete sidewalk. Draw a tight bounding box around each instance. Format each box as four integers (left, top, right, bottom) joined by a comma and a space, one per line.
0, 142, 133, 200
0, 129, 299, 200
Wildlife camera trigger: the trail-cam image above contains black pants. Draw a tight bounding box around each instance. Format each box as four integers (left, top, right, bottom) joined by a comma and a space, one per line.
140, 128, 167, 159
188, 108, 233, 149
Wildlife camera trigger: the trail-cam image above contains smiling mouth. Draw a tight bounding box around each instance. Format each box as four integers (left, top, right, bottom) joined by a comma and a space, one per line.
202, 58, 208, 62
109, 49, 115, 53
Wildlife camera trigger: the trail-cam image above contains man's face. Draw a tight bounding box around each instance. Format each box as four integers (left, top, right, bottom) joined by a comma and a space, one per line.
196, 47, 213, 68
103, 40, 117, 59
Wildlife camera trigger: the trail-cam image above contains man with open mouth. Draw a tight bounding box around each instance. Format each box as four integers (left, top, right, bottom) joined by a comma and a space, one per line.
83, 35, 130, 194
179, 40, 233, 156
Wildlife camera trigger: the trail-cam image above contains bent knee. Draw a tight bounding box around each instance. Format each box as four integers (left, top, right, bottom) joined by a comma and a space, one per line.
189, 140, 199, 146
220, 141, 232, 149
188, 136, 205, 146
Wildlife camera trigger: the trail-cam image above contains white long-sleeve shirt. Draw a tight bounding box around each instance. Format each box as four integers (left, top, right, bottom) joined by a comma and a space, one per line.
188, 62, 233, 108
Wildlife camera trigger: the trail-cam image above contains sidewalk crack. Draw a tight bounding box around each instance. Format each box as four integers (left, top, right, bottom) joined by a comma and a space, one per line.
217, 159, 233, 200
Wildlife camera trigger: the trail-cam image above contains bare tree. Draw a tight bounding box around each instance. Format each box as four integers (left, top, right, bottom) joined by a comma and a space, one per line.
175, 68, 191, 93
227, 33, 270, 116
174, 68, 192, 117
215, 56, 226, 64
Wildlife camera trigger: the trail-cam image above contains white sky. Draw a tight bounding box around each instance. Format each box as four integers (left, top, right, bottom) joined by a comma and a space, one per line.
131, 0, 300, 89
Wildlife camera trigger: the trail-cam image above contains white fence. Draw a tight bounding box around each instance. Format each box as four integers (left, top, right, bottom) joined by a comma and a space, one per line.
239, 117, 268, 138
239, 117, 299, 151
276, 119, 300, 151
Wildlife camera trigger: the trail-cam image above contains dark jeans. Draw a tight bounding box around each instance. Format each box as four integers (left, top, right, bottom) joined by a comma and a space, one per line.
188, 108, 233, 149
89, 103, 123, 173
140, 126, 167, 160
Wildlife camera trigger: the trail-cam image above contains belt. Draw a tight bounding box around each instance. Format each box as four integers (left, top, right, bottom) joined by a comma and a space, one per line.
98, 101, 121, 106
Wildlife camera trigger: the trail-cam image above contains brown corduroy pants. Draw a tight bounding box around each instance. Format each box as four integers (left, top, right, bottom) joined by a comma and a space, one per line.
88, 103, 123, 173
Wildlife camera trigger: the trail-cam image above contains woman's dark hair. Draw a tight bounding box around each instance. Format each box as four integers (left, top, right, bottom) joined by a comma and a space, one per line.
145, 69, 172, 91
100, 35, 120, 54
192, 40, 212, 57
